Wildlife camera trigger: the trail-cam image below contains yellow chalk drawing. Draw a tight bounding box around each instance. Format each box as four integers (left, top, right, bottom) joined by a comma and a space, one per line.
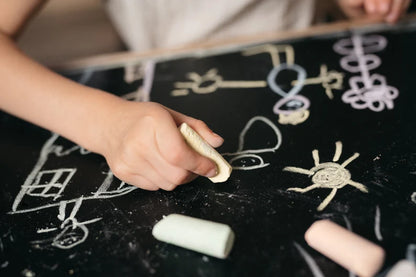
171, 89, 191, 97
171, 44, 344, 113
284, 141, 368, 211
292, 64, 344, 99
172, 45, 295, 96
172, 68, 267, 96
242, 44, 295, 66
278, 110, 310, 125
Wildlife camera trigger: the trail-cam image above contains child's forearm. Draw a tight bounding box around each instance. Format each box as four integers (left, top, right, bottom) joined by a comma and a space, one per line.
0, 32, 122, 153
0, 32, 223, 191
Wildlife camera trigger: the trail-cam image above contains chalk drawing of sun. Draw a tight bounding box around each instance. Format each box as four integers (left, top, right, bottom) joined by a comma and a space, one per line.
284, 141, 368, 211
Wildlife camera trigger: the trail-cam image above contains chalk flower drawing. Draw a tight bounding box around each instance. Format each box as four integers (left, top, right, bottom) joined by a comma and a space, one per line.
333, 34, 399, 111
284, 141, 368, 211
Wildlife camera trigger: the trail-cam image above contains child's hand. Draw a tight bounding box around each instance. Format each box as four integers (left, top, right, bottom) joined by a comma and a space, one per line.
337, 0, 411, 23
100, 101, 224, 191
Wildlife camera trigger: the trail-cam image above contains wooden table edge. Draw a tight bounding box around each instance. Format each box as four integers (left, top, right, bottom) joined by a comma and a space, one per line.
52, 13, 416, 72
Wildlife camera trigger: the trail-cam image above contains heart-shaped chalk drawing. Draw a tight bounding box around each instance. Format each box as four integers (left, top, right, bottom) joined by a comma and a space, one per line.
267, 63, 307, 98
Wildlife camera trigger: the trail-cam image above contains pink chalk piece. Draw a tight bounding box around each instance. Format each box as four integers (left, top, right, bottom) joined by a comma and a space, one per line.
305, 220, 385, 277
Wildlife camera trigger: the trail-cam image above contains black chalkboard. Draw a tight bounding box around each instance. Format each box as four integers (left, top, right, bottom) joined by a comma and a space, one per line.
1, 22, 416, 277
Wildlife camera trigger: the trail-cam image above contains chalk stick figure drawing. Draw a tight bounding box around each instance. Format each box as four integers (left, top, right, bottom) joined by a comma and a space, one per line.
333, 34, 398, 112
171, 44, 343, 126
284, 141, 368, 211
32, 197, 101, 249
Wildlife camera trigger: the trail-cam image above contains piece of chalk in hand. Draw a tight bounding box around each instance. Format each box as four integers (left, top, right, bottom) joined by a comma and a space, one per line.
179, 123, 232, 183
152, 214, 235, 259
305, 220, 385, 277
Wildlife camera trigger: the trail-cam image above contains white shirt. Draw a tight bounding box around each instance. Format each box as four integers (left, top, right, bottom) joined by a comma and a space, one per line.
105, 0, 317, 52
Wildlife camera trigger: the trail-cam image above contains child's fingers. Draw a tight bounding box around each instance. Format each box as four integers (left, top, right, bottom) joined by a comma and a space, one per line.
167, 108, 224, 148
375, 0, 392, 14
364, 0, 395, 15
156, 119, 218, 178
364, 0, 378, 13
181, 173, 199, 184
338, 0, 366, 18
123, 174, 159, 191
138, 160, 177, 191
398, 0, 411, 19
164, 139, 218, 178
386, 0, 402, 22
147, 148, 199, 188
386, 0, 410, 22
346, 0, 365, 7
111, 156, 168, 190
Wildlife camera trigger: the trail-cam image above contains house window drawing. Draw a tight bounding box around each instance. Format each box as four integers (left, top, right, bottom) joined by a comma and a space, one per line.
25, 168, 76, 200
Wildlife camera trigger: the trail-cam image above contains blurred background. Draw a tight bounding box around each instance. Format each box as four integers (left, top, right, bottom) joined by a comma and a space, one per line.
16, 0, 416, 66
17, 0, 126, 65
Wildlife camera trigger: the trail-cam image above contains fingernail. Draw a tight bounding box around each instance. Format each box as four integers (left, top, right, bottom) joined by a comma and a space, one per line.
206, 168, 218, 178
211, 131, 223, 140
211, 132, 224, 147
214, 133, 224, 141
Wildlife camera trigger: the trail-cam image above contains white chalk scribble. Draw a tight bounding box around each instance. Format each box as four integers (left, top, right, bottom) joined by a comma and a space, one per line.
293, 241, 325, 277
9, 131, 138, 249
374, 205, 383, 241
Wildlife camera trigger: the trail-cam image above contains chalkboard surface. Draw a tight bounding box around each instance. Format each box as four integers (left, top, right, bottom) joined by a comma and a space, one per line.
1, 22, 416, 277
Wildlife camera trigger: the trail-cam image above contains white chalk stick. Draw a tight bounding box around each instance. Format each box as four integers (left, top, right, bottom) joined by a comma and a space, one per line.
152, 214, 235, 259
179, 123, 232, 183
386, 260, 416, 277
305, 220, 385, 277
